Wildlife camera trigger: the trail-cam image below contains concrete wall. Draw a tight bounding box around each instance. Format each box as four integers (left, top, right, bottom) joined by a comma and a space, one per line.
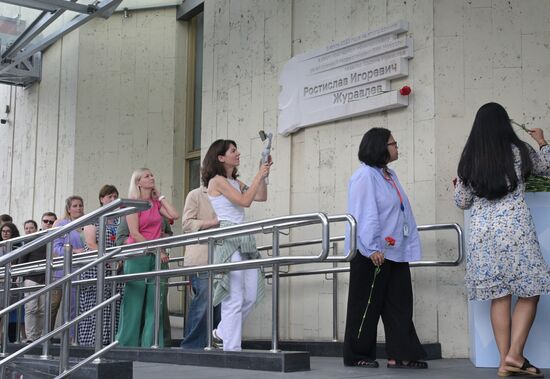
0, 7, 187, 226
199, 0, 550, 358
1, 6, 188, 315
3, 0, 550, 357
0, 30, 79, 224
73, 8, 186, 213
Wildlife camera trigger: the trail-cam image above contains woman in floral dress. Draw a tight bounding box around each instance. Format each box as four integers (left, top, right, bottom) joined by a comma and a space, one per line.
455, 102, 550, 378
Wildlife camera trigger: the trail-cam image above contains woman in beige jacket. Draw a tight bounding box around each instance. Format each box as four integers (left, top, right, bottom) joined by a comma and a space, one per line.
180, 186, 220, 348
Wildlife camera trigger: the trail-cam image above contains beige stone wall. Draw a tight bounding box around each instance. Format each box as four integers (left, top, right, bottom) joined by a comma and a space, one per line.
73, 8, 186, 213
3, 0, 550, 357
0, 31, 79, 223
199, 0, 550, 357
0, 8, 186, 224
199, 0, 446, 351
201, 0, 294, 340
0, 7, 188, 313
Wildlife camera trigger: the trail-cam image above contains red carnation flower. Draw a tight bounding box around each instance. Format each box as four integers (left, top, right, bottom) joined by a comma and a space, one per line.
110, 235, 116, 241
399, 86, 412, 96
169, 218, 174, 225
385, 236, 396, 246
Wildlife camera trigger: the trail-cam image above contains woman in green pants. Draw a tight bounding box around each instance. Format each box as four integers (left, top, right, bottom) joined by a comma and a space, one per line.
116, 168, 179, 347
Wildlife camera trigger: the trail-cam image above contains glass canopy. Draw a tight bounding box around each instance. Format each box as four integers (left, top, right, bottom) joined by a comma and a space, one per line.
0, 0, 122, 86
0, 4, 41, 46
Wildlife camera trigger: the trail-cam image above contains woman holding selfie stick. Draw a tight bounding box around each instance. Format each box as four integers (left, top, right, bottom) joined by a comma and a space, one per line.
202, 139, 272, 351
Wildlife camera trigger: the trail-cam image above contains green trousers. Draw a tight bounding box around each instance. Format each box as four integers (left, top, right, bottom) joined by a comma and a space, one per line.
116, 255, 170, 347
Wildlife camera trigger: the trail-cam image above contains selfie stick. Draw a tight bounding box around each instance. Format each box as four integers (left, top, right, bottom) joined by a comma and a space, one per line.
259, 130, 273, 184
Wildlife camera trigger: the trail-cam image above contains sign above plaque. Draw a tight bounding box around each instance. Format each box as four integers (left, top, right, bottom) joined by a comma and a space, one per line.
278, 20, 413, 136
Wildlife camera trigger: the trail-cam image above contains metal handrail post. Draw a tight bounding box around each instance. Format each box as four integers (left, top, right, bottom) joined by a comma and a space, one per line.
41, 242, 53, 359
56, 340, 119, 379
1, 249, 121, 317
74, 274, 80, 344
0, 294, 120, 367
15, 275, 23, 343
332, 242, 338, 342
1, 241, 12, 357
270, 227, 280, 352
411, 223, 464, 266
94, 215, 107, 358
204, 239, 215, 351
110, 267, 117, 343
152, 247, 161, 349
59, 244, 72, 375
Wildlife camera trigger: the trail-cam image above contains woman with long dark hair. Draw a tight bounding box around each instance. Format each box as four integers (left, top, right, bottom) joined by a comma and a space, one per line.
202, 139, 271, 351
455, 102, 550, 377
343, 128, 427, 369
0, 222, 20, 245
0, 222, 24, 342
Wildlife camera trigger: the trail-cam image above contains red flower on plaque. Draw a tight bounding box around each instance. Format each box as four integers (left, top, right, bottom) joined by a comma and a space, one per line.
385, 236, 396, 246
399, 86, 412, 96
110, 235, 116, 241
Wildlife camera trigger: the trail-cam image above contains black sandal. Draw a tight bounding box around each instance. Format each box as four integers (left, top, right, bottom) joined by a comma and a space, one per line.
504, 358, 543, 378
387, 360, 428, 369
354, 359, 379, 368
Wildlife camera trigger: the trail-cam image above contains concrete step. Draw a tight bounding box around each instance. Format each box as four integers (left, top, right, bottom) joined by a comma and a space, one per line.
241, 340, 442, 359
2, 355, 132, 379
6, 343, 310, 373
5, 339, 440, 374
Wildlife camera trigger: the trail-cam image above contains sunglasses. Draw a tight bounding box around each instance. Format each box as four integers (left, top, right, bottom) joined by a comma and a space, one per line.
42, 219, 55, 225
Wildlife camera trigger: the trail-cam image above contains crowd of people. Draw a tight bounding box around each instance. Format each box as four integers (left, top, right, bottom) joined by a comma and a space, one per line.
0, 176, 181, 347
1, 102, 550, 377
1, 212, 57, 342
0, 150, 272, 353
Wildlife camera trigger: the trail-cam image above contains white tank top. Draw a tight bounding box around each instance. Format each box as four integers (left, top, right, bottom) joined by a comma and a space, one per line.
209, 178, 245, 224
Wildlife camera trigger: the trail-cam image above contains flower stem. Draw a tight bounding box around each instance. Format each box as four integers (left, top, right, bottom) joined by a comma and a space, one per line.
357, 266, 381, 339
510, 119, 530, 134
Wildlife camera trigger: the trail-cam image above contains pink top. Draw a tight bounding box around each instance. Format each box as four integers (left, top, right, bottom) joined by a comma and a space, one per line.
127, 199, 162, 244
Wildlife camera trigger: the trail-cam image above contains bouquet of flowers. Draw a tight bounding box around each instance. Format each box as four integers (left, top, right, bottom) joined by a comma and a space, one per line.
511, 119, 550, 192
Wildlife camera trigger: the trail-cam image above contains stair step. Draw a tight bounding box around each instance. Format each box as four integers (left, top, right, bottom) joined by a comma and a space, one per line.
241, 340, 442, 359
2, 355, 132, 379
6, 343, 310, 373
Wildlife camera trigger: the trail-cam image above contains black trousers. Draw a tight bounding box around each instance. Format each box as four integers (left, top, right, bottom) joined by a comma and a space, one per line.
343, 252, 426, 365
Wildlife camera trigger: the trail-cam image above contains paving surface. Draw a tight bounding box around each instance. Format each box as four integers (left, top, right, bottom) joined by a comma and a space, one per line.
133, 357, 544, 379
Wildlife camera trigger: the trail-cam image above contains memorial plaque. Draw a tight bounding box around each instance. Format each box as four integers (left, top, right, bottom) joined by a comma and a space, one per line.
278, 20, 413, 136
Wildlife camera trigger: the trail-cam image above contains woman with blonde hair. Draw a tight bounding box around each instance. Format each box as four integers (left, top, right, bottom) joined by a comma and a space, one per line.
52, 195, 86, 336
116, 168, 179, 347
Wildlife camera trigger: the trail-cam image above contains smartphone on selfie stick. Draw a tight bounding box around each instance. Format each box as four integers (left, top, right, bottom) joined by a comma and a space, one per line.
259, 130, 272, 184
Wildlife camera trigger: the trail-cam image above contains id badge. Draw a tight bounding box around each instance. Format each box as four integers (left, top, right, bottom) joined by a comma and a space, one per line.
403, 223, 410, 237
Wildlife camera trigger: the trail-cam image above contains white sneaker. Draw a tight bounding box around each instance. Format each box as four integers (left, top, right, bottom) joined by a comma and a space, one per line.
212, 329, 223, 349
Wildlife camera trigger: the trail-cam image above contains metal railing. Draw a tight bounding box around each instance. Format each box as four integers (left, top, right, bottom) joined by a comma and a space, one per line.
260, 222, 464, 341
0, 211, 464, 376
0, 198, 151, 377
1, 212, 349, 351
